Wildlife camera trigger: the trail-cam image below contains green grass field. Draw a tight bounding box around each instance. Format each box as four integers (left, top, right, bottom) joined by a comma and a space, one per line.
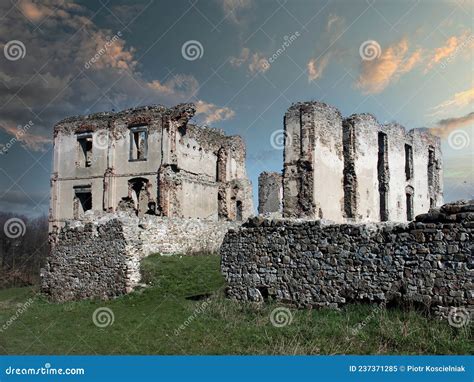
0, 254, 471, 355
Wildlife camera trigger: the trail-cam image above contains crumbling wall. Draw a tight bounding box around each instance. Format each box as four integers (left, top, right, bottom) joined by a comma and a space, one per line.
283, 102, 344, 220
50, 103, 253, 230
42, 219, 132, 302
42, 212, 240, 301
408, 129, 443, 214
343, 114, 379, 221
258, 172, 282, 215
281, 101, 443, 223
221, 200, 473, 318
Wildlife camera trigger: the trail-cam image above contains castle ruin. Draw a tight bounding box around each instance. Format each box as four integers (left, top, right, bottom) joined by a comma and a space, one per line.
42, 103, 254, 300
49, 103, 253, 228
42, 101, 472, 319
261, 102, 443, 222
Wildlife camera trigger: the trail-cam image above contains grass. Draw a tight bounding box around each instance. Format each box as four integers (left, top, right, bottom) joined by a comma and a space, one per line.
0, 254, 471, 355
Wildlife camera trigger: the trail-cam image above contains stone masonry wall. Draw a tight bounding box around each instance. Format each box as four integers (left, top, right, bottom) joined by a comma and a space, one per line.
221, 201, 473, 318
42, 212, 239, 301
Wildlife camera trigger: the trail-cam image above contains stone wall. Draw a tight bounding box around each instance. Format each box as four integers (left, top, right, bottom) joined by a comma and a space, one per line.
221, 201, 473, 318
42, 212, 239, 301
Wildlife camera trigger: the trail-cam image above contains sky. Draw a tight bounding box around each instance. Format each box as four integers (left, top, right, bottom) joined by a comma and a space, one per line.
0, 0, 472, 217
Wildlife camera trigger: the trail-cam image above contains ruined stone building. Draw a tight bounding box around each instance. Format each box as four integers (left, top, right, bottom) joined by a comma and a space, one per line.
275, 101, 443, 222
49, 103, 253, 230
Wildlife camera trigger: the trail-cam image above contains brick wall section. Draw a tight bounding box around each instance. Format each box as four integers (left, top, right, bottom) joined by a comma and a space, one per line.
221, 200, 473, 318
42, 213, 239, 301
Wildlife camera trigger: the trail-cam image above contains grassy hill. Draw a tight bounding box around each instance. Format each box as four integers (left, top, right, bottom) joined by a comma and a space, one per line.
0, 254, 471, 355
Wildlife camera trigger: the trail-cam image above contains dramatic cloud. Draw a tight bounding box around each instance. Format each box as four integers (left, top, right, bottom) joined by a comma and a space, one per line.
429, 112, 474, 138
356, 38, 422, 94
195, 100, 235, 124
0, 0, 230, 151
355, 30, 472, 94
307, 53, 331, 82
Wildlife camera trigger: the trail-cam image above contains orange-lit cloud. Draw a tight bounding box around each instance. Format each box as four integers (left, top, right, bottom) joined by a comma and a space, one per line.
356, 38, 422, 94
229, 48, 269, 74
19, 0, 53, 22
424, 31, 474, 72
399, 49, 423, 73
83, 31, 137, 71
306, 14, 345, 82
429, 87, 474, 116
195, 100, 235, 125
248, 52, 270, 74
229, 48, 250, 67
429, 112, 474, 138
307, 53, 331, 82
147, 74, 199, 99
355, 30, 472, 94
0, 121, 50, 152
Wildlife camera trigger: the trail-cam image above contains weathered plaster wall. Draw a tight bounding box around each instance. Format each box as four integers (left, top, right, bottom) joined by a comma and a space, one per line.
258, 172, 282, 215
283, 102, 344, 220
42, 212, 240, 301
342, 114, 379, 222
221, 201, 473, 318
281, 101, 442, 223
50, 103, 253, 229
